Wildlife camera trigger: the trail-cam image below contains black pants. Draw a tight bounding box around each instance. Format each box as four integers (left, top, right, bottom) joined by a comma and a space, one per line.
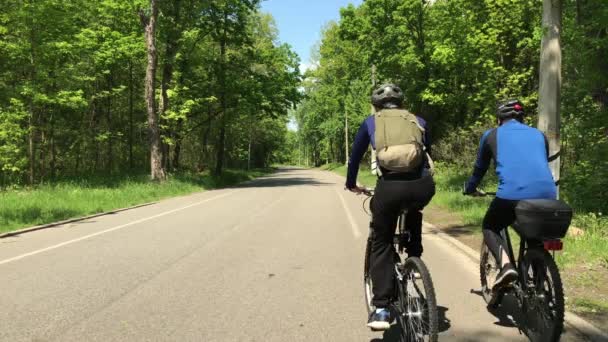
482, 198, 519, 265
370, 175, 435, 308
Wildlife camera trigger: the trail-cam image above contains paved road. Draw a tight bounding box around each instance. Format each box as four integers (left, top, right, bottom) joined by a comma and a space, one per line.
0, 168, 590, 341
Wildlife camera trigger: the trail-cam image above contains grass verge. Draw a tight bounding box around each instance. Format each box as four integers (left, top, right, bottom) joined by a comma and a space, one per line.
321, 163, 377, 187
0, 168, 271, 234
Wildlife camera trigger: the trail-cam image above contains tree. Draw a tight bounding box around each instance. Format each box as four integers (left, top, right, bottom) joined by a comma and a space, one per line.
139, 0, 166, 181
537, 0, 562, 195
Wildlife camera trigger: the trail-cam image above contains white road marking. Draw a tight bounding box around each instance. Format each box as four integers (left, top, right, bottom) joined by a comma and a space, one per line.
0, 191, 236, 266
335, 188, 362, 239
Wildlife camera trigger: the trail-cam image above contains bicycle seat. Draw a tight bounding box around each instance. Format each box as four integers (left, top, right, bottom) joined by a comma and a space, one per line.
397, 202, 424, 213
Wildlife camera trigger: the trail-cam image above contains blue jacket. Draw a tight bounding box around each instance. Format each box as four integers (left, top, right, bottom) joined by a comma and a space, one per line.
465, 120, 557, 200
345, 114, 430, 189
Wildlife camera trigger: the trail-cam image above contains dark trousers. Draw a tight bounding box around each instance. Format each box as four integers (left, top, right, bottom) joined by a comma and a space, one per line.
370, 175, 435, 308
482, 198, 519, 265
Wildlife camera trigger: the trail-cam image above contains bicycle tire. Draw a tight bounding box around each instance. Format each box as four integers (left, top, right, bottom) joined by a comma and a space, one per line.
521, 248, 565, 342
397, 257, 438, 342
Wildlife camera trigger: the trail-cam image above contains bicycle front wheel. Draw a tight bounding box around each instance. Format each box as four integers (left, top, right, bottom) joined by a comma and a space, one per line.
396, 257, 438, 342
364, 236, 374, 314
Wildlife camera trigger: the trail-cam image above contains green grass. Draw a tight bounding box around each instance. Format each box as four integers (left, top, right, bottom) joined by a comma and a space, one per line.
0, 169, 271, 234
321, 163, 377, 187
570, 298, 608, 315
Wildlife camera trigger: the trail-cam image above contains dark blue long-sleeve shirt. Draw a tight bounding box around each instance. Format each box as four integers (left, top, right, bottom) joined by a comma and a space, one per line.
464, 120, 557, 200
345, 115, 430, 188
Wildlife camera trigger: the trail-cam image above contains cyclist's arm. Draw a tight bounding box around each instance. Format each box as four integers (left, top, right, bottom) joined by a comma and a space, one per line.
464, 130, 493, 194
415, 116, 431, 153
346, 120, 371, 189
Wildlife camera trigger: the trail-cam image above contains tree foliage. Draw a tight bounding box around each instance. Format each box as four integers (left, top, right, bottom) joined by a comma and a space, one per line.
295, 0, 607, 215
0, 0, 300, 185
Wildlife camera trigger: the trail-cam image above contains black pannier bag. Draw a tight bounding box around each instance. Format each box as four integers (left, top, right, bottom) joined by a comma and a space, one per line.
514, 199, 573, 240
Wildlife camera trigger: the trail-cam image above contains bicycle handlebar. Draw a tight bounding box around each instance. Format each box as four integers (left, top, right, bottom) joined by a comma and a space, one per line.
361, 187, 374, 197
462, 182, 496, 197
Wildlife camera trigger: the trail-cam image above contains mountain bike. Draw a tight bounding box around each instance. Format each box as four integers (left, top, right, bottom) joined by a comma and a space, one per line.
466, 189, 571, 342
361, 188, 438, 342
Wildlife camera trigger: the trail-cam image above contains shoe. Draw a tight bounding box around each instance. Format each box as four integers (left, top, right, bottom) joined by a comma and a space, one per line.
492, 264, 518, 291
367, 308, 391, 331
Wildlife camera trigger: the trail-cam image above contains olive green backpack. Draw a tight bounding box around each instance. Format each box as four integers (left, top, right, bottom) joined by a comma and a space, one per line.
374, 108, 425, 172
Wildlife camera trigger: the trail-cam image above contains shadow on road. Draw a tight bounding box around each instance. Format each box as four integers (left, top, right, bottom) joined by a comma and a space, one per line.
234, 169, 334, 189
235, 176, 333, 188
470, 288, 521, 328
469, 287, 556, 340
438, 305, 452, 332
438, 224, 480, 238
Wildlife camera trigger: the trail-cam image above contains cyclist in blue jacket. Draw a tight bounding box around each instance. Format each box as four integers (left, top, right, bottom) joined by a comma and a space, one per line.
346, 84, 435, 330
464, 99, 557, 290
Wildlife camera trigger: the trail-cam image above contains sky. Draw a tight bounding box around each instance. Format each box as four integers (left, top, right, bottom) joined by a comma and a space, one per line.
260, 0, 363, 72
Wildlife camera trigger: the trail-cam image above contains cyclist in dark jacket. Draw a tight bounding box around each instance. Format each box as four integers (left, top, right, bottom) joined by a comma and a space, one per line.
346, 84, 435, 331
464, 99, 557, 290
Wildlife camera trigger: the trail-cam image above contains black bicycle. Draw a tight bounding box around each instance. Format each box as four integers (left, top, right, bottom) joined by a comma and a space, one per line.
467, 189, 571, 342
361, 188, 438, 342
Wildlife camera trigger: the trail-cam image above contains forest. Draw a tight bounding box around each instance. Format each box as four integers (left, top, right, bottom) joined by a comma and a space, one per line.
290, 0, 607, 229
0, 0, 300, 185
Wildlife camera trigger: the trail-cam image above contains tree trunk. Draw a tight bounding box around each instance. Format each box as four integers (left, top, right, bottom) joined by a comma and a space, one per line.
247, 133, 252, 170
214, 19, 228, 176
140, 0, 165, 181
38, 115, 46, 182
344, 110, 349, 165
199, 122, 212, 171
538, 0, 562, 197
128, 61, 134, 170
172, 119, 184, 170
107, 74, 113, 173
215, 116, 227, 175
27, 1, 36, 185
28, 113, 35, 185
173, 137, 182, 170
50, 112, 56, 179
159, 0, 182, 172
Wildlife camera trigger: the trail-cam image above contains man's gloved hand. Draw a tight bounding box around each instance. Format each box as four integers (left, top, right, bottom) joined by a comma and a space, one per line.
463, 181, 486, 197
346, 185, 365, 194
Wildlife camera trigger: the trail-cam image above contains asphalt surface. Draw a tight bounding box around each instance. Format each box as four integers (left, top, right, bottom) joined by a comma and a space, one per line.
0, 168, 591, 341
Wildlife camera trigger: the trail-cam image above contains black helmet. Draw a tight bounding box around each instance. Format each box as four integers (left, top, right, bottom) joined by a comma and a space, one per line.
496, 99, 525, 120
372, 84, 404, 108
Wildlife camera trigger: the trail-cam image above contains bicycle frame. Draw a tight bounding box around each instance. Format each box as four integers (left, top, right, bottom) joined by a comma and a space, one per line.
498, 227, 550, 309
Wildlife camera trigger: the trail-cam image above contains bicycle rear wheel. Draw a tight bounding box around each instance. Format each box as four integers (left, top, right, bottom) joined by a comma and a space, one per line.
521, 248, 565, 342
396, 257, 438, 342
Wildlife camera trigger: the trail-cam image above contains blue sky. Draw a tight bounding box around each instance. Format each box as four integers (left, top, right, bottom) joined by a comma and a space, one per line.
260, 0, 363, 71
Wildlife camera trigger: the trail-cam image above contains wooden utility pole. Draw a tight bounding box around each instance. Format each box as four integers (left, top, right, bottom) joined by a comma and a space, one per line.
140, 0, 166, 181
538, 0, 562, 196
344, 109, 349, 166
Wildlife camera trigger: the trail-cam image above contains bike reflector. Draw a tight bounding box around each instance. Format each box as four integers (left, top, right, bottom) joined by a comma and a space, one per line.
543, 240, 563, 251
